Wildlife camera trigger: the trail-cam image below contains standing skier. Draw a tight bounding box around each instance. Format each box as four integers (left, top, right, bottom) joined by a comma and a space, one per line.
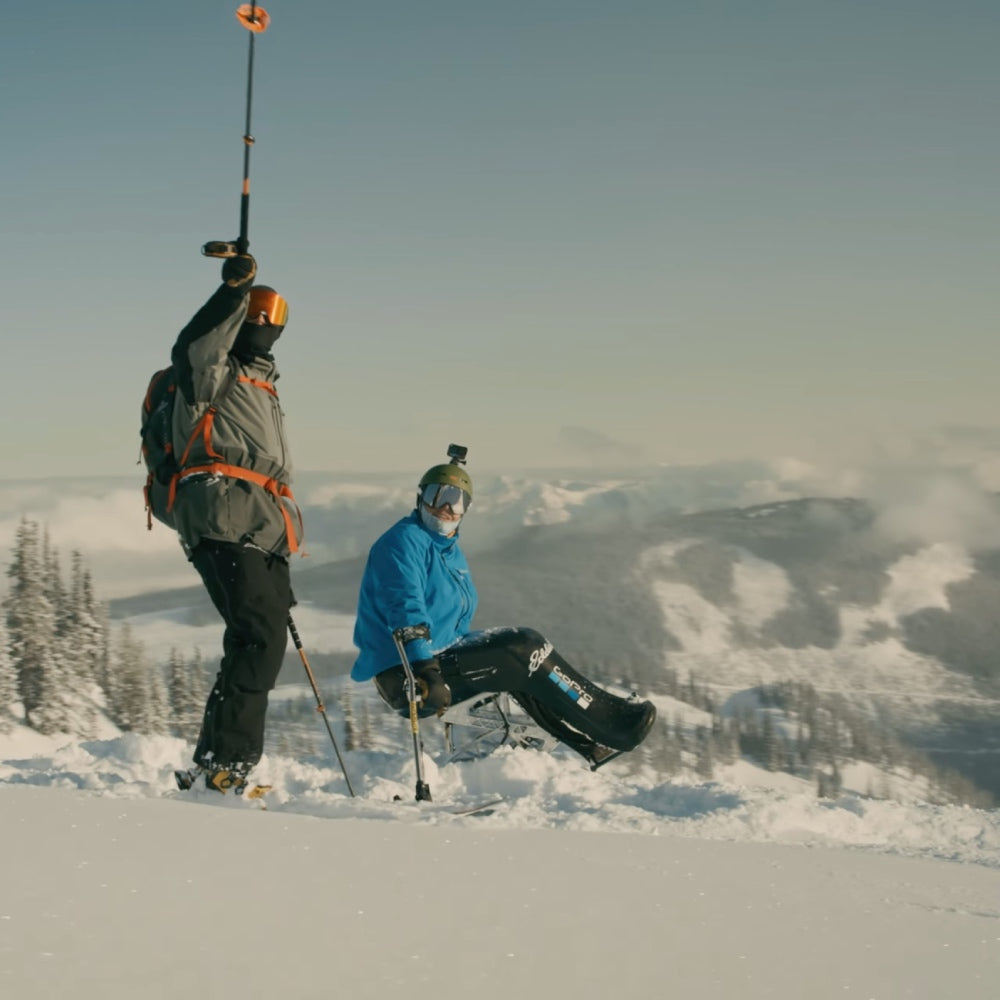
171, 253, 302, 793
351, 450, 656, 767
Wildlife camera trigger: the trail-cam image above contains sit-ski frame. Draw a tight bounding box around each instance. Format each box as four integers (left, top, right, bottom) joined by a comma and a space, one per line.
439, 692, 561, 763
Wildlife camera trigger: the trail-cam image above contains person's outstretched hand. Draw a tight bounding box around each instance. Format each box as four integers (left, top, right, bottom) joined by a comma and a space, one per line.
221, 254, 257, 289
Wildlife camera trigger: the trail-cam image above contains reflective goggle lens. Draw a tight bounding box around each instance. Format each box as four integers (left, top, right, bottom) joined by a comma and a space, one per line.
420, 483, 470, 513
247, 288, 289, 327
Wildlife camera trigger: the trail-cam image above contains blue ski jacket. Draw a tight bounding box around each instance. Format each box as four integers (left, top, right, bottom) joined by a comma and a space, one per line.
351, 512, 478, 681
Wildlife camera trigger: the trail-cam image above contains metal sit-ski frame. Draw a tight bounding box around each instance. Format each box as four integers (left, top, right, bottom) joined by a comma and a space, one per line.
438, 691, 562, 763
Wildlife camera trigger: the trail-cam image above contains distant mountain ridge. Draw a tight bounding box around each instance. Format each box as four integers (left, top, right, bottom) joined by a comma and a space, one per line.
295, 494, 1000, 798
103, 474, 1000, 801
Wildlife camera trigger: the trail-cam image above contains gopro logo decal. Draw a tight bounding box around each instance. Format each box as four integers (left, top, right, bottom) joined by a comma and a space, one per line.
547, 665, 593, 710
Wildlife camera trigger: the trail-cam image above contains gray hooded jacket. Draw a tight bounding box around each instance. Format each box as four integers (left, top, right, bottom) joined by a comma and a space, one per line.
169, 282, 302, 558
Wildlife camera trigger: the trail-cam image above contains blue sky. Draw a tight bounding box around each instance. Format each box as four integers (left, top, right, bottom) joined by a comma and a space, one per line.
3, 1, 998, 479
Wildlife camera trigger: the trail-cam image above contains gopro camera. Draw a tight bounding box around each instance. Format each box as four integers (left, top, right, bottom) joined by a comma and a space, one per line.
447, 443, 468, 465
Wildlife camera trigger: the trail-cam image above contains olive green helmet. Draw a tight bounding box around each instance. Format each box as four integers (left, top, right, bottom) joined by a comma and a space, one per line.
418, 463, 473, 500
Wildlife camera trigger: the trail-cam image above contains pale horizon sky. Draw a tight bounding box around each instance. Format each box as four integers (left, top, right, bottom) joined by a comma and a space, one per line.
4, 1, 997, 478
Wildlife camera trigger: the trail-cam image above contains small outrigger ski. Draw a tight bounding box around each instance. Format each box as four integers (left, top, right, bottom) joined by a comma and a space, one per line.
447, 797, 504, 817
391, 792, 505, 817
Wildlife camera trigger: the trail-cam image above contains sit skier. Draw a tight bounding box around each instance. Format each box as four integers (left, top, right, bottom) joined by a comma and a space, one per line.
351, 447, 657, 767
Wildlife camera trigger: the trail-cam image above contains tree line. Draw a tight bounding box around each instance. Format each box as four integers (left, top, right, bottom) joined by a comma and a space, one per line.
2, 518, 992, 808
623, 669, 993, 808
1, 518, 207, 740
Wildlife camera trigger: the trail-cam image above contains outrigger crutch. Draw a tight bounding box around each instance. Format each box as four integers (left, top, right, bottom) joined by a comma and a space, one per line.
391, 624, 434, 802
288, 615, 356, 797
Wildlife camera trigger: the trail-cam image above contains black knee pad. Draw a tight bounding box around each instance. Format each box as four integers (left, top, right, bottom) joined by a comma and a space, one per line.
498, 626, 548, 661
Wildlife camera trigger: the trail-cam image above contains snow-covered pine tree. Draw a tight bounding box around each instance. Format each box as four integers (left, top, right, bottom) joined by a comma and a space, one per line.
94, 601, 114, 708
67, 552, 107, 687
342, 684, 358, 751
44, 545, 106, 736
359, 697, 375, 751
42, 526, 67, 636
109, 622, 152, 733
188, 648, 208, 720
3, 518, 73, 734
166, 648, 186, 737
166, 647, 206, 739
145, 657, 170, 736
0, 615, 19, 732
35, 533, 103, 736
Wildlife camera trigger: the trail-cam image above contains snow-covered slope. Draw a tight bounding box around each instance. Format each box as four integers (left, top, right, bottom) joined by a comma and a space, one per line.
2, 725, 999, 1000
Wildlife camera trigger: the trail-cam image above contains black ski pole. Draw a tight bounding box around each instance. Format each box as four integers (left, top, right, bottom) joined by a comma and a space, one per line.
391, 624, 433, 802
288, 615, 356, 797
203, 3, 271, 259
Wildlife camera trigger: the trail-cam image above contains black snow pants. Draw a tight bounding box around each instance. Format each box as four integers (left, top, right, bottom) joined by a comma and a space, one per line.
190, 539, 292, 773
373, 627, 656, 761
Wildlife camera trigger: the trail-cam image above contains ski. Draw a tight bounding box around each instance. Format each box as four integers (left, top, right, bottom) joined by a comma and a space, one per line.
447, 797, 504, 817
392, 793, 505, 816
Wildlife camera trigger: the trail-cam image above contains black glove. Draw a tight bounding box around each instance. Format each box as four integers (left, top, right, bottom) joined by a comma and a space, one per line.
413, 659, 452, 717
221, 253, 257, 288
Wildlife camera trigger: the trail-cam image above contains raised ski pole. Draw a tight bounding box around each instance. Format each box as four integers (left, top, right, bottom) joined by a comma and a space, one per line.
288, 615, 356, 797
392, 624, 433, 802
203, 3, 271, 259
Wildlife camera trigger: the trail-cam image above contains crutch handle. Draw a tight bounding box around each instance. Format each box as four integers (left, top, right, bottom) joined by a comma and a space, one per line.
392, 623, 431, 645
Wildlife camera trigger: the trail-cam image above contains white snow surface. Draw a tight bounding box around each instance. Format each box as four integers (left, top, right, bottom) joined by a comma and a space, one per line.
2, 726, 998, 1000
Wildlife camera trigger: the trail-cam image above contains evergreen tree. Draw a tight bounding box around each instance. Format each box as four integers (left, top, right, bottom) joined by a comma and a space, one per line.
50, 631, 101, 737
762, 714, 784, 772
342, 685, 358, 751
3, 520, 117, 737
4, 518, 62, 731
145, 660, 170, 736
694, 726, 715, 779
360, 698, 375, 751
0, 616, 19, 732
110, 623, 153, 733
67, 552, 106, 689
90, 600, 113, 703
167, 648, 207, 740
42, 527, 68, 636
188, 648, 208, 730
166, 648, 187, 737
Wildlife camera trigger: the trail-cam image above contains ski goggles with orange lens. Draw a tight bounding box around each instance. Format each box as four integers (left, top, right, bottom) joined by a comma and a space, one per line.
247, 286, 289, 327
420, 483, 471, 514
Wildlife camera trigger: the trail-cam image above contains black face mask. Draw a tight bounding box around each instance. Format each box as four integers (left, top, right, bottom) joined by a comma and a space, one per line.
233, 322, 283, 359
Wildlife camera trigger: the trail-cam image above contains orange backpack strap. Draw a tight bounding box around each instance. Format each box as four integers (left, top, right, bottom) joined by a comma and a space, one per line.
170, 369, 302, 552
176, 462, 303, 553
237, 374, 277, 396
